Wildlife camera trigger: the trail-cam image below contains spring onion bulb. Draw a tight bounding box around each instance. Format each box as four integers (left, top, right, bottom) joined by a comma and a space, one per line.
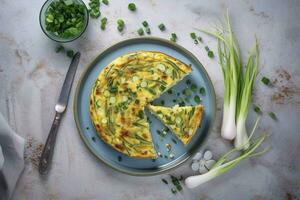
235, 42, 259, 149
198, 12, 242, 140
185, 118, 268, 188
198, 11, 259, 144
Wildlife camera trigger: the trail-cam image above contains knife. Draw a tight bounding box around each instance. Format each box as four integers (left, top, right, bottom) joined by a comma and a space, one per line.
39, 52, 81, 175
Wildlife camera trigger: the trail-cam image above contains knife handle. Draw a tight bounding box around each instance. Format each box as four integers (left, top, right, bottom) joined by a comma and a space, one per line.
39, 112, 62, 175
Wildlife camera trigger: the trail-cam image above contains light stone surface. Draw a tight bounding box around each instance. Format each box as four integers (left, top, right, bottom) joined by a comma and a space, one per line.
0, 0, 300, 199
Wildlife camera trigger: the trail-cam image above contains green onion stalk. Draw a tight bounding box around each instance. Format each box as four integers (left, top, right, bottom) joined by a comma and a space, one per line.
235, 42, 259, 149
185, 118, 269, 188
198, 12, 242, 140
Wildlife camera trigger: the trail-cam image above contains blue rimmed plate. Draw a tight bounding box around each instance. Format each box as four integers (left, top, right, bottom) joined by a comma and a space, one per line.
73, 37, 216, 176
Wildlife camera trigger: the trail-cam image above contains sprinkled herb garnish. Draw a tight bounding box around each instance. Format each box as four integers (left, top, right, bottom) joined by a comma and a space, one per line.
118, 156, 122, 162
167, 89, 173, 94
152, 159, 156, 162
158, 23, 166, 31
89, 0, 101, 18
268, 112, 277, 120
190, 32, 196, 39
199, 87, 205, 95
160, 100, 165, 105
205, 46, 210, 51
142, 21, 148, 27
137, 28, 144, 36
208, 50, 214, 58
261, 76, 271, 86
128, 3, 136, 11
191, 84, 197, 92
186, 79, 191, 85
253, 105, 262, 114
171, 175, 182, 191
91, 136, 96, 142
145, 27, 151, 34
194, 95, 201, 103
156, 130, 165, 137
117, 19, 125, 32
100, 17, 107, 30
183, 88, 192, 96
170, 33, 177, 42
197, 36, 202, 42
86, 126, 90, 130
66, 50, 74, 58
171, 188, 177, 194
171, 138, 177, 144
102, 0, 108, 5
55, 45, 65, 53
162, 178, 168, 184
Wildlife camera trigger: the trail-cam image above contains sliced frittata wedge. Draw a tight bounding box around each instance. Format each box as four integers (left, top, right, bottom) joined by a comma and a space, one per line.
147, 104, 204, 145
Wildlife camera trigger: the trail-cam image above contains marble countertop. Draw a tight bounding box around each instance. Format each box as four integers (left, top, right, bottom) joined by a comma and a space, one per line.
0, 0, 300, 199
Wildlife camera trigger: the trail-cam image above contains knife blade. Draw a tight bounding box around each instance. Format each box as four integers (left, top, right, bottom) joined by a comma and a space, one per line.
39, 52, 81, 175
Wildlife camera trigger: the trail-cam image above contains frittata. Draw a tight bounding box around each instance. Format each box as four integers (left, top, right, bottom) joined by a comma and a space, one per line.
148, 104, 204, 145
90, 51, 192, 158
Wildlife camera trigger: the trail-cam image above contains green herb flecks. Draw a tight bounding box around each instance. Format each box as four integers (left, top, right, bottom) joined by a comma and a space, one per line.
253, 105, 262, 114
199, 87, 205, 95
128, 3, 136, 11
100, 17, 107, 30
170, 33, 177, 42
102, 0, 108, 5
117, 19, 125, 32
162, 178, 168, 184
194, 95, 201, 103
158, 23, 166, 31
142, 20, 148, 27
261, 76, 271, 86
268, 112, 277, 120
137, 28, 144, 36
89, 0, 101, 18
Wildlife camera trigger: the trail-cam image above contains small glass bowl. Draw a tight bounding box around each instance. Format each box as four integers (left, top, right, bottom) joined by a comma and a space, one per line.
39, 0, 89, 43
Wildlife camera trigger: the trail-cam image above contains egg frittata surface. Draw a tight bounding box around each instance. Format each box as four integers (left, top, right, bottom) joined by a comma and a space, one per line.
90, 51, 192, 158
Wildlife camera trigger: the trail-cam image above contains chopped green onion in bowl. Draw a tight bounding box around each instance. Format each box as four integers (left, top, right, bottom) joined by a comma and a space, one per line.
40, 0, 89, 42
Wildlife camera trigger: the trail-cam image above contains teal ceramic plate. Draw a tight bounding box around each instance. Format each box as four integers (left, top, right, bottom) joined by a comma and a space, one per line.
74, 37, 216, 176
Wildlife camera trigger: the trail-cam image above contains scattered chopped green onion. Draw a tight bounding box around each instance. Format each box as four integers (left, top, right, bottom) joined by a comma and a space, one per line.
183, 88, 192, 96
142, 21, 148, 27
190, 32, 196, 39
145, 27, 151, 34
171, 188, 177, 194
128, 3, 136, 11
204, 46, 210, 51
194, 95, 201, 103
253, 105, 262, 114
197, 36, 202, 42
170, 33, 177, 42
186, 79, 191, 85
167, 89, 173, 94
208, 50, 214, 58
100, 17, 107, 30
117, 156, 122, 162
162, 178, 168, 184
199, 87, 205, 95
66, 50, 74, 58
268, 112, 277, 120
137, 28, 144, 36
261, 76, 271, 86
55, 45, 65, 53
117, 19, 125, 32
102, 0, 108, 5
191, 84, 197, 92
158, 23, 166, 31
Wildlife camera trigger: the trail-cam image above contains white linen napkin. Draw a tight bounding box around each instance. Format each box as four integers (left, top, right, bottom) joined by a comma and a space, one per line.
0, 113, 25, 200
